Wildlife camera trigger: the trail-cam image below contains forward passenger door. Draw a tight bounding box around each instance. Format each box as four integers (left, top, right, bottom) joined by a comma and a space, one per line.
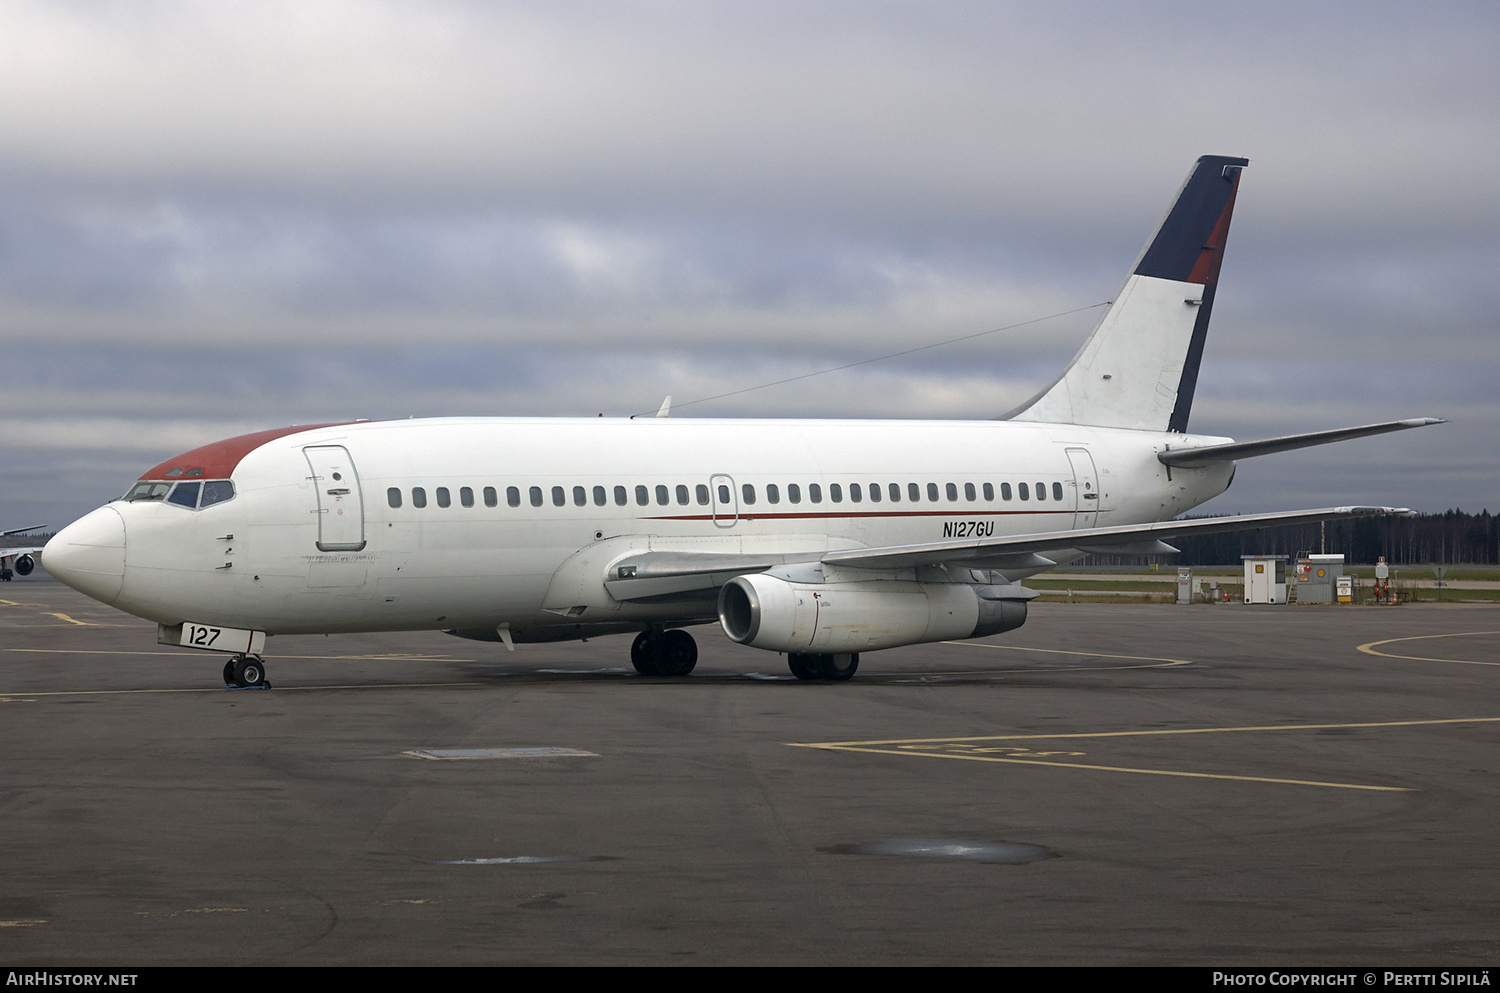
304, 445, 367, 551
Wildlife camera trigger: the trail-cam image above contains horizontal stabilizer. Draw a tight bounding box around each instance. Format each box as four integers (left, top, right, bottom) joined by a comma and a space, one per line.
1158, 418, 1445, 468
820, 506, 1411, 571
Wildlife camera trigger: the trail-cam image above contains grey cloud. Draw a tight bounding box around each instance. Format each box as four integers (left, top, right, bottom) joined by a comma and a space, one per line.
0, 1, 1496, 529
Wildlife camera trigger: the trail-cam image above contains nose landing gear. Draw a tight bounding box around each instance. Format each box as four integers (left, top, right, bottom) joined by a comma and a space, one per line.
223, 655, 271, 689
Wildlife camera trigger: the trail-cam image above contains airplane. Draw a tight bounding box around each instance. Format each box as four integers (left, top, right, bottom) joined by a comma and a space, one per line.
1, 526, 46, 581
42, 155, 1441, 688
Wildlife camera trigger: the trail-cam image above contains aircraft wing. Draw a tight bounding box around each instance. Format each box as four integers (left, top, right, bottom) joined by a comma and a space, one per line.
820, 506, 1410, 571
1, 546, 44, 560
604, 506, 1409, 601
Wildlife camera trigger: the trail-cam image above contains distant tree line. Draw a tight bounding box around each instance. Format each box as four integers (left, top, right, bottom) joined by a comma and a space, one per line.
0, 531, 54, 549
1081, 509, 1500, 567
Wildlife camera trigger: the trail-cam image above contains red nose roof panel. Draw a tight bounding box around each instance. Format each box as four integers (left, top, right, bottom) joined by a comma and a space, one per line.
138, 423, 351, 481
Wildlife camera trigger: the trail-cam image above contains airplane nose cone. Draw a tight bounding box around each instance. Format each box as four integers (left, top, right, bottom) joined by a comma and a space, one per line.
45, 506, 126, 604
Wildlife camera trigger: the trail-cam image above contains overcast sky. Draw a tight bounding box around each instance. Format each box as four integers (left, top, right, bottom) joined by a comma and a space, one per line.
2, 0, 1496, 530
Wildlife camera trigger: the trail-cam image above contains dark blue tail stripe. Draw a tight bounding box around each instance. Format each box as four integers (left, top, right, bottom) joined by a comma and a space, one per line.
1135, 155, 1247, 282
1168, 281, 1219, 433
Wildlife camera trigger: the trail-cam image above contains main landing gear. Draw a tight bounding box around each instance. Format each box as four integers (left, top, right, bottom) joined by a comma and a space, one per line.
223, 654, 271, 689
631, 629, 698, 677
787, 652, 859, 681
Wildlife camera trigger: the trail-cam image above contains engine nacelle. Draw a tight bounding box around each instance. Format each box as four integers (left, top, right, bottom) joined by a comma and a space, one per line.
13, 554, 34, 577
718, 573, 1028, 654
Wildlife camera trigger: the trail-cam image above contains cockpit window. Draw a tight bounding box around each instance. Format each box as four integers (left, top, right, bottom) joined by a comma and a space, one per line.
167, 482, 201, 508
123, 479, 235, 508
124, 482, 172, 502
199, 480, 235, 508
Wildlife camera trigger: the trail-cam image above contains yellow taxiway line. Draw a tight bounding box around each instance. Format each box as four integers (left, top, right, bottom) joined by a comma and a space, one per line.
790, 717, 1500, 792
42, 612, 93, 625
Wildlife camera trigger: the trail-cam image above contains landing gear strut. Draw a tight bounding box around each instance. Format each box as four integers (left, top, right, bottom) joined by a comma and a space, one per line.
223, 654, 271, 689
788, 652, 859, 682
631, 629, 698, 676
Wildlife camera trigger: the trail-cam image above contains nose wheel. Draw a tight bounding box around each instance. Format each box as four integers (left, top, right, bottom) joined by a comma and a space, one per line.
223, 655, 271, 689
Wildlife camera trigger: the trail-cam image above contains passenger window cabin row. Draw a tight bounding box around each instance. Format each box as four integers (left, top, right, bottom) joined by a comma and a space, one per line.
386, 480, 1069, 509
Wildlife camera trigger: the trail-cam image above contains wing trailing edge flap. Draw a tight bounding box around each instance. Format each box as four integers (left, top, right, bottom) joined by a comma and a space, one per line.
819, 506, 1412, 571
1159, 418, 1444, 468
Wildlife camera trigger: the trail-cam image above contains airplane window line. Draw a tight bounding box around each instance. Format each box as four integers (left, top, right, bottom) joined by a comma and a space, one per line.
393, 478, 1065, 514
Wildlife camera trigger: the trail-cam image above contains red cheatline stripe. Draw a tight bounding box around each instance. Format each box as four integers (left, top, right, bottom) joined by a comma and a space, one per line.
643, 509, 1070, 522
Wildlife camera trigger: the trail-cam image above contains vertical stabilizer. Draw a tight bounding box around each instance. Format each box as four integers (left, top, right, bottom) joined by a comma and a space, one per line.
1006, 155, 1247, 431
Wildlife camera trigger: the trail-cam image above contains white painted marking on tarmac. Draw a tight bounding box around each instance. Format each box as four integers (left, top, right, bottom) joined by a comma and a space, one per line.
943, 640, 1194, 669
434, 856, 605, 864
404, 747, 599, 760
4, 647, 478, 661
829, 839, 1056, 864
1358, 631, 1500, 666
535, 667, 633, 675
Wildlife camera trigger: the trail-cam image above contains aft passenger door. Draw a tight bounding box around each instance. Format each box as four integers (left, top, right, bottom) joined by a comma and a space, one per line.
1065, 448, 1099, 529
303, 445, 367, 551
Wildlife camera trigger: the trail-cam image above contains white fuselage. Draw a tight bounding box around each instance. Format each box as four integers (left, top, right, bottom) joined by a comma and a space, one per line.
61, 417, 1234, 635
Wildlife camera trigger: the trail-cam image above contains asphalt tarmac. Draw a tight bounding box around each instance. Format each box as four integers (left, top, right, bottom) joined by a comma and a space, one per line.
2, 577, 1497, 966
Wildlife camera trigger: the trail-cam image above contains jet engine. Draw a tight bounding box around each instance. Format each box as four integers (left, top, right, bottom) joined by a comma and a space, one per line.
717, 572, 1029, 654
13, 554, 34, 576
